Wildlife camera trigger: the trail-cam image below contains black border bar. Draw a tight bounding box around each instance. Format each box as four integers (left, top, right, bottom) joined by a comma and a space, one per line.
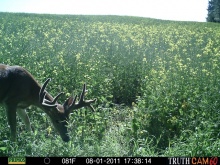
0, 157, 219, 165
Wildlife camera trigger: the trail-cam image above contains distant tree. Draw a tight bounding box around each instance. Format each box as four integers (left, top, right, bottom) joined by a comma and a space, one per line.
207, 0, 215, 22
207, 0, 220, 22
214, 0, 220, 22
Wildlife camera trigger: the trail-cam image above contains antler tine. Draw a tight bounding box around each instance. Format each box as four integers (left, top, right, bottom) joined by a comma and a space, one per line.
39, 78, 63, 108
42, 101, 58, 107
71, 95, 78, 107
88, 104, 95, 112
65, 84, 96, 114
80, 84, 96, 111
39, 78, 51, 103
42, 92, 63, 106
50, 92, 64, 104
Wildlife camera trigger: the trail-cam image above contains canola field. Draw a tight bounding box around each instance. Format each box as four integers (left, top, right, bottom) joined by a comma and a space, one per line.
0, 12, 219, 156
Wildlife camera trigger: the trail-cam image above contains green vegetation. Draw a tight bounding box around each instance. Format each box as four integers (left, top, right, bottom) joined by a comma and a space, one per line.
207, 0, 220, 23
0, 12, 219, 156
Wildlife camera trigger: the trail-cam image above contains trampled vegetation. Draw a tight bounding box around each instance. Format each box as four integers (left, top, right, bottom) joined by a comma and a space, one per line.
0, 12, 219, 156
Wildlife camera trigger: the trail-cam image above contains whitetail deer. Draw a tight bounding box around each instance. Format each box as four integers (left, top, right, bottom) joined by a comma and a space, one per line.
0, 64, 96, 142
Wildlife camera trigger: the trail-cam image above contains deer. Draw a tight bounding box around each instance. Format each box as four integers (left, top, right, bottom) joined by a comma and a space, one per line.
0, 64, 96, 142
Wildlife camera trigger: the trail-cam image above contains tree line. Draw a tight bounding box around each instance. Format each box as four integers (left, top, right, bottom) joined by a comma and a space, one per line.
207, 0, 220, 22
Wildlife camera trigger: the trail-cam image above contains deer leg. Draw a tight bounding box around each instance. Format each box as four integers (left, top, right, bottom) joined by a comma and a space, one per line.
17, 109, 32, 132
5, 104, 17, 141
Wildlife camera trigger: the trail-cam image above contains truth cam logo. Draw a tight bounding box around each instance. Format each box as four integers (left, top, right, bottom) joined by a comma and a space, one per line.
168, 157, 218, 165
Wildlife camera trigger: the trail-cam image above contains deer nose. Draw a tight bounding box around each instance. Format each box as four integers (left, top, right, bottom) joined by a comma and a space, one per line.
62, 136, 70, 142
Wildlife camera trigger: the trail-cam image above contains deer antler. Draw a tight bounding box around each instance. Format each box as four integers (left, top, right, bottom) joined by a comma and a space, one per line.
64, 84, 96, 115
39, 78, 63, 107
39, 79, 96, 114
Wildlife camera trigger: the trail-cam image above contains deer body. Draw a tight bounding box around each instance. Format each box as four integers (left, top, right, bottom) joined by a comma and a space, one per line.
0, 64, 96, 142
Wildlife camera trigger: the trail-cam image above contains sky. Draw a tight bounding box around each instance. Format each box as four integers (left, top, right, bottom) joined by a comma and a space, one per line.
0, 0, 209, 22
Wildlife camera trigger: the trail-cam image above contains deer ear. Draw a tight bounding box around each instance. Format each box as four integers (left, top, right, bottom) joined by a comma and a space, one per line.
63, 97, 73, 109
68, 97, 74, 106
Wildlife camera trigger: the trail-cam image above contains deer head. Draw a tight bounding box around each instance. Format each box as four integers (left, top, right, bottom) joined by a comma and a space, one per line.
39, 78, 96, 142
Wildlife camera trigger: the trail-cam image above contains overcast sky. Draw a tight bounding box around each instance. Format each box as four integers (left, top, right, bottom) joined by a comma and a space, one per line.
0, 0, 208, 22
